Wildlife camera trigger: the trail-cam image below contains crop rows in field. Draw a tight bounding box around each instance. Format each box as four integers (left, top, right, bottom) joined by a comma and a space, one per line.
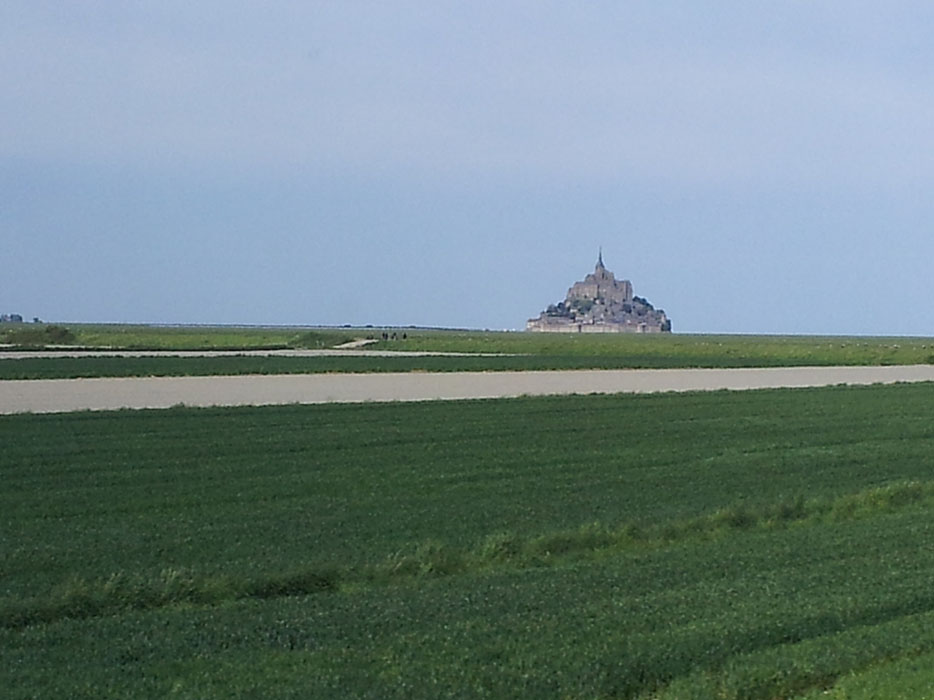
5, 505, 934, 699
3, 479, 931, 632
3, 383, 934, 697
797, 648, 934, 699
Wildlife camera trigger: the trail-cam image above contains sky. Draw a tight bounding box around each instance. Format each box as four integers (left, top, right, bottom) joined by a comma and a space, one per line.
3, 2, 934, 334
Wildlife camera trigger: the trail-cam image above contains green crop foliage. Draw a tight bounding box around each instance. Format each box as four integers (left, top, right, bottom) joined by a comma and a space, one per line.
371, 327, 934, 363
0, 324, 76, 347
4, 383, 934, 697
5, 323, 359, 351
796, 648, 934, 699
2, 325, 934, 379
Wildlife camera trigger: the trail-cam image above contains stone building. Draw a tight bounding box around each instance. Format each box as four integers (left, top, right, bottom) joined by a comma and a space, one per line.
526, 252, 671, 333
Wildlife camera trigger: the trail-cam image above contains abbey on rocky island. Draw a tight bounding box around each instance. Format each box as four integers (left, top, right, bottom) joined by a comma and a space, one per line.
526, 252, 671, 333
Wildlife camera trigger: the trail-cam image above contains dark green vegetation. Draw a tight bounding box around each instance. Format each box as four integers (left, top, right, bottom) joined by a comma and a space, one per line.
798, 649, 934, 699
0, 324, 76, 347
2, 325, 934, 379
0, 323, 357, 351
3, 383, 934, 697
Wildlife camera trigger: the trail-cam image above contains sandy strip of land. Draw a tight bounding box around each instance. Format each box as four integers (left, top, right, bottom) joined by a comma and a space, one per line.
2, 365, 934, 415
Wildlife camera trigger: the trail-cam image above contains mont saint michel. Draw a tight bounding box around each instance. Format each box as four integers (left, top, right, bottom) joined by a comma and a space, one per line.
527, 252, 672, 333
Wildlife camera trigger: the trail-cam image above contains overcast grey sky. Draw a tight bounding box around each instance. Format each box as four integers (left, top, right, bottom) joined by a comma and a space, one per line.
4, 2, 934, 333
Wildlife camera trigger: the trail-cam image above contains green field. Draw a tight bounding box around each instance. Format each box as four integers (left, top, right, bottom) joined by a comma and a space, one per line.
0, 323, 357, 350
370, 328, 934, 364
798, 649, 934, 700
4, 383, 934, 697
2, 324, 934, 379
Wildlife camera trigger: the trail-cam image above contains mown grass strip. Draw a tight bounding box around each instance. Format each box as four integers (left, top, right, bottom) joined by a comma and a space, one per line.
4, 481, 929, 630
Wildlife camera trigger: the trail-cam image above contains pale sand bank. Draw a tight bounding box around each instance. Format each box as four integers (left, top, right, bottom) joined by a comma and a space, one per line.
2, 366, 934, 415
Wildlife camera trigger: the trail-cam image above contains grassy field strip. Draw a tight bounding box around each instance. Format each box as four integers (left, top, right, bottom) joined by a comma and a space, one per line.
5, 507, 934, 698
3, 480, 930, 630
0, 324, 357, 350
796, 649, 934, 699
4, 365, 934, 414
0, 349, 515, 359
372, 329, 934, 365
5, 384, 934, 697
3, 327, 934, 380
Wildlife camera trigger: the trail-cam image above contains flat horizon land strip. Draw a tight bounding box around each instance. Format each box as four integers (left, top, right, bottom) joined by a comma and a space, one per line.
2, 325, 934, 379
0, 323, 360, 352
4, 383, 934, 697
